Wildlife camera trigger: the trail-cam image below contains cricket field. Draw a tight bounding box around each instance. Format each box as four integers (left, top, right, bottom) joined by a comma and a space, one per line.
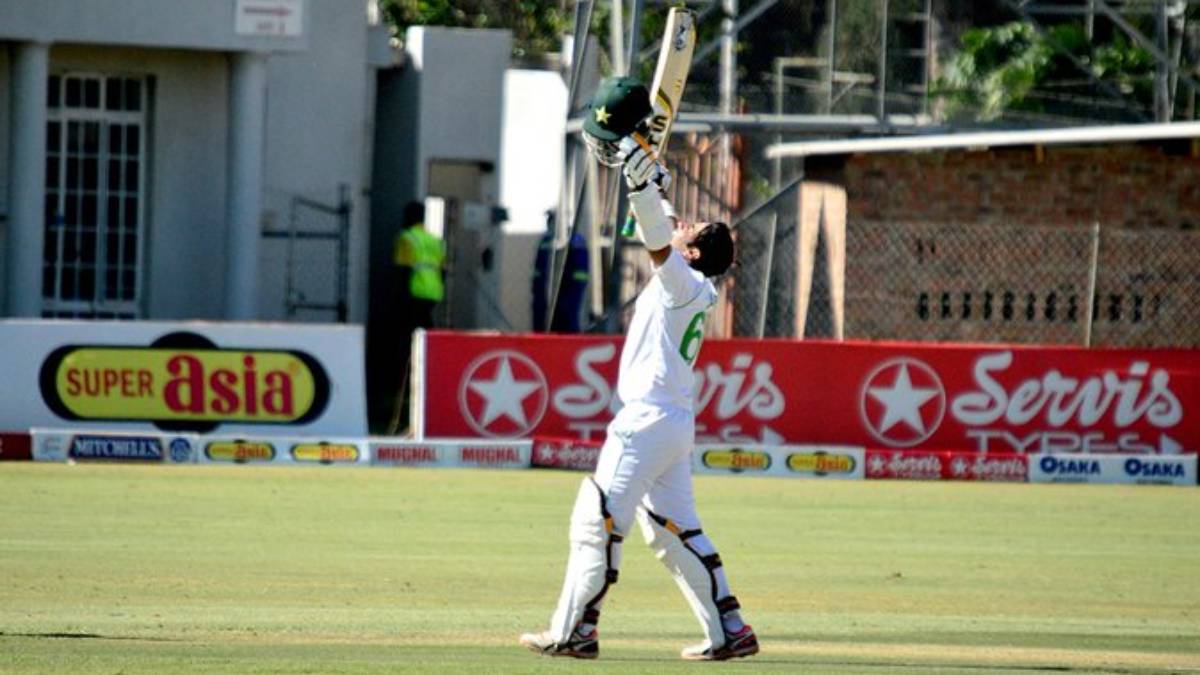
1, 463, 1197, 673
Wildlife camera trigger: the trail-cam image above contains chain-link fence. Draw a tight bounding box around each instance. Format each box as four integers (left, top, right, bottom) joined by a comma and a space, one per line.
728, 194, 1200, 347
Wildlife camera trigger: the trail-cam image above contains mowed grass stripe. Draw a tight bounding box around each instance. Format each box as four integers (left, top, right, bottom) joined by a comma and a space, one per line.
0, 463, 1197, 673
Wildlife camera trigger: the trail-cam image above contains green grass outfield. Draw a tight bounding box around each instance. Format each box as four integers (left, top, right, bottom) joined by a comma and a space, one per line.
1, 463, 1198, 674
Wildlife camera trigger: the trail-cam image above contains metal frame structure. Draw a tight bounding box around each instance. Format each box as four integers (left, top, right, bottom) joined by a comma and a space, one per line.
553, 0, 1200, 334
1010, 0, 1200, 123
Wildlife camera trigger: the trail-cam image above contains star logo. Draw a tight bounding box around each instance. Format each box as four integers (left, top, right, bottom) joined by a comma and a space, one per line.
858, 357, 946, 448
594, 105, 611, 126
951, 456, 970, 477
458, 350, 549, 438
868, 453, 887, 475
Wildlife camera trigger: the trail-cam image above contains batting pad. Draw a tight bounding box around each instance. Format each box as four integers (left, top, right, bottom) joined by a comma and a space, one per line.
638, 508, 736, 647
549, 478, 624, 641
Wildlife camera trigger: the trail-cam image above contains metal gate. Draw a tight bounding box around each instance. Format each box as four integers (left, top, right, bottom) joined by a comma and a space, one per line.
262, 184, 351, 322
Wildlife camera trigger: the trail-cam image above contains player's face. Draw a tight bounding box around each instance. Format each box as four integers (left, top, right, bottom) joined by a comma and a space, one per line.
672, 220, 703, 263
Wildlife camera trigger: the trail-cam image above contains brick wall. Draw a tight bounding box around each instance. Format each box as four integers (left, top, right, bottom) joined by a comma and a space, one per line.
810, 141, 1200, 346
842, 141, 1200, 229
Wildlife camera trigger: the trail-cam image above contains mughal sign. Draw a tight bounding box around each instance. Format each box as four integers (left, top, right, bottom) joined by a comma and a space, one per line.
415, 331, 1199, 455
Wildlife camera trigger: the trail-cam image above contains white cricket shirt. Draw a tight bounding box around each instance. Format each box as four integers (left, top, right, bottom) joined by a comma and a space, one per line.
616, 249, 718, 413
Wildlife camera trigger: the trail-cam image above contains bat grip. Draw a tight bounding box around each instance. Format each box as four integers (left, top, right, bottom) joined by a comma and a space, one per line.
620, 213, 637, 238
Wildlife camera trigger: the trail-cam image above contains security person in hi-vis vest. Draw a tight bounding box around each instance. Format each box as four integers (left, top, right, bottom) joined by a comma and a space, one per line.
393, 201, 446, 335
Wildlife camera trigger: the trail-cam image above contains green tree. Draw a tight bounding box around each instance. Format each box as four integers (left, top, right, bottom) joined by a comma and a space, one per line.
932, 21, 1155, 122
378, 0, 568, 58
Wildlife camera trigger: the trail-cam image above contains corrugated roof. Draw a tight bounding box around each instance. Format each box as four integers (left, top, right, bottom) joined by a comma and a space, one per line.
764, 121, 1200, 159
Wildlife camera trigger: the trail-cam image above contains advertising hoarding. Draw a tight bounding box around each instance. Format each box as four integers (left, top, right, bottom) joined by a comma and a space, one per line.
416, 331, 1199, 457
1, 319, 366, 436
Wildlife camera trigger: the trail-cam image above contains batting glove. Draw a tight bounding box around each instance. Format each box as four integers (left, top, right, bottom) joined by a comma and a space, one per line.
621, 138, 670, 192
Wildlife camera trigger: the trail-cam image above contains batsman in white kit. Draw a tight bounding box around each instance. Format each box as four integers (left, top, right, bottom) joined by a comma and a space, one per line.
520, 77, 758, 661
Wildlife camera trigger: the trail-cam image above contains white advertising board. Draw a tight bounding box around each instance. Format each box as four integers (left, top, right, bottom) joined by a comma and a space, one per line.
32, 428, 199, 463
1, 319, 366, 436
197, 435, 368, 465
371, 439, 532, 469
1029, 453, 1197, 486
693, 444, 866, 480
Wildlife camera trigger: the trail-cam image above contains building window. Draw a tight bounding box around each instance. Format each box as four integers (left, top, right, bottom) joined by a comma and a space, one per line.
43, 73, 148, 319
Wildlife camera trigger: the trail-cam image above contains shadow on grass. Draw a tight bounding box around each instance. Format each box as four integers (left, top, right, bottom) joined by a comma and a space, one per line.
0, 631, 178, 642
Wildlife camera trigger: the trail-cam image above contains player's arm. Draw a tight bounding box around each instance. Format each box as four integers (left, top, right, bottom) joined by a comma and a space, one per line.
623, 147, 706, 302
623, 143, 674, 267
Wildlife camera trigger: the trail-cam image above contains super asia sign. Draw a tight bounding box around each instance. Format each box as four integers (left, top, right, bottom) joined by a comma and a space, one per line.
0, 320, 366, 435
415, 331, 1200, 454
40, 332, 328, 431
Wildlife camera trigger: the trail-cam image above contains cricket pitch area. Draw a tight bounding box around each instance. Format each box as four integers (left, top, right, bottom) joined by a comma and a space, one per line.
1, 463, 1197, 674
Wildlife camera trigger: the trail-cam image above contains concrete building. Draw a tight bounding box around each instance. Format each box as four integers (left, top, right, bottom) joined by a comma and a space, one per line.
0, 0, 390, 321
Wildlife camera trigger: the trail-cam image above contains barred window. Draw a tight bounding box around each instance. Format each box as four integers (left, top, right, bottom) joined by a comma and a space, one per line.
43, 73, 148, 319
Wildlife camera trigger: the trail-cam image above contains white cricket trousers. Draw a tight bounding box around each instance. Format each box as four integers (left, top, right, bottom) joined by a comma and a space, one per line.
550, 400, 741, 646
593, 401, 700, 536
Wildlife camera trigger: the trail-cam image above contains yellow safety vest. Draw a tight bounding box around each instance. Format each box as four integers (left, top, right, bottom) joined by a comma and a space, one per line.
394, 226, 445, 302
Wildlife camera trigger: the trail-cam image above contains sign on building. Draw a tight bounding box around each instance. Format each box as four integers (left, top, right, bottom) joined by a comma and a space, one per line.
236, 0, 304, 37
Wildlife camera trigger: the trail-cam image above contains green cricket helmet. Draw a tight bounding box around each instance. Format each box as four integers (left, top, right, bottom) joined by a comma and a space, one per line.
582, 76, 652, 166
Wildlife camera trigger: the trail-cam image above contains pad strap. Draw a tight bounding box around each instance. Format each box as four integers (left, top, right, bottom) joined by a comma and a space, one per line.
717, 595, 741, 615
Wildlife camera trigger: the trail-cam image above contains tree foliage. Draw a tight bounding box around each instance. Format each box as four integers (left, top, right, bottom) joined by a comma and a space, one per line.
377, 0, 568, 58
932, 21, 1155, 122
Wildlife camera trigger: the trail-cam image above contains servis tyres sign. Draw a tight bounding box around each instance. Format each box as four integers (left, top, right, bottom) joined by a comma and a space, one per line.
415, 331, 1199, 455
0, 320, 366, 435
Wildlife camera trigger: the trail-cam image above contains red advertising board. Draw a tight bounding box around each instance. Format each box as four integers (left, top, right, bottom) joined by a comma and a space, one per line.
0, 432, 32, 461
865, 449, 1028, 481
417, 331, 1200, 454
531, 436, 603, 471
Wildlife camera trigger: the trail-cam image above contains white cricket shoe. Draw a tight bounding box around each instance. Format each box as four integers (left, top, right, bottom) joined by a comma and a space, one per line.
680, 624, 759, 661
519, 628, 599, 659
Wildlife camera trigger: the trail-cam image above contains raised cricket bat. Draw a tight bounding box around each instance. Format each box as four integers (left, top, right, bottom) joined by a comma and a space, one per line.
621, 7, 696, 237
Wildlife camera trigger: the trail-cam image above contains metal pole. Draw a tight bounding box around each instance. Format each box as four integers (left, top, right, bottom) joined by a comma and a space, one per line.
877, 0, 888, 121
773, 58, 783, 188
1155, 0, 1170, 121
1169, 5, 1185, 118
603, 0, 644, 333
721, 0, 738, 116
921, 0, 931, 117
825, 0, 837, 114
1083, 221, 1100, 347
610, 0, 626, 77
549, 0, 597, 332
721, 0, 738, 212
